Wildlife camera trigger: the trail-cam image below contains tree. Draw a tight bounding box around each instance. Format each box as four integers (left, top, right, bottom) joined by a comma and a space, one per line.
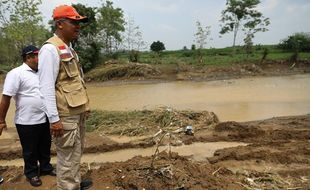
72, 4, 102, 71
150, 41, 165, 54
123, 15, 146, 62
279, 32, 310, 52
244, 33, 254, 57
191, 44, 196, 50
194, 21, 211, 49
219, 0, 270, 50
0, 0, 48, 66
279, 32, 310, 63
97, 0, 125, 54
194, 21, 212, 63
123, 15, 145, 51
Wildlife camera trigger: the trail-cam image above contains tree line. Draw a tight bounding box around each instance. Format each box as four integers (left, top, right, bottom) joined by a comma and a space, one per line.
0, 0, 308, 72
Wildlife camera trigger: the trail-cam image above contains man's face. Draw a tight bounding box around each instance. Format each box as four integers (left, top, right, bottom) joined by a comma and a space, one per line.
26, 54, 39, 71
58, 18, 81, 41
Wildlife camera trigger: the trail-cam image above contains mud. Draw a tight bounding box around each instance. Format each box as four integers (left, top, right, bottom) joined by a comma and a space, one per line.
85, 60, 310, 82
0, 112, 309, 189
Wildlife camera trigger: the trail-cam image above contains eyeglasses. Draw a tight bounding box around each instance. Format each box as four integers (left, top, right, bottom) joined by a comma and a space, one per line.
58, 18, 80, 26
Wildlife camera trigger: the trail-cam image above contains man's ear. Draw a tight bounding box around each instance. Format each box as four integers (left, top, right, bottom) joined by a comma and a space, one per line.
58, 23, 63, 29
56, 21, 63, 29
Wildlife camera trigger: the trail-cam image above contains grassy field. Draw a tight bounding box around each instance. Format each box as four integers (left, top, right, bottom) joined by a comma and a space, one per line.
1, 45, 309, 75
116, 45, 310, 67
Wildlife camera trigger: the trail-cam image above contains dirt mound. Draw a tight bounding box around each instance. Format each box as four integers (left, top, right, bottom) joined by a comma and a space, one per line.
0, 152, 244, 190
86, 63, 161, 81
208, 141, 310, 165
214, 121, 265, 140
0, 114, 310, 189
87, 108, 219, 136
211, 115, 310, 142
91, 152, 242, 190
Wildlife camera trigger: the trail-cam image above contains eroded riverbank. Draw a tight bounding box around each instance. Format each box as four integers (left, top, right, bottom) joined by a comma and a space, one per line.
0, 71, 309, 189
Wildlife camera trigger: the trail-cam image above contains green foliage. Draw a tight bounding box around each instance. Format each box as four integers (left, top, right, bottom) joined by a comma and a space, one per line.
182, 49, 195, 57
279, 32, 310, 52
191, 44, 196, 50
261, 47, 269, 62
150, 41, 165, 53
278, 32, 310, 63
244, 33, 254, 57
220, 0, 270, 48
97, 0, 125, 54
194, 21, 211, 49
72, 4, 102, 71
123, 45, 310, 67
129, 50, 140, 62
0, 0, 48, 66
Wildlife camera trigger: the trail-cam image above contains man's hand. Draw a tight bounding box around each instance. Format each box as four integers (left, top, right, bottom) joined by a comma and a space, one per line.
0, 122, 7, 136
50, 120, 64, 137
85, 110, 91, 119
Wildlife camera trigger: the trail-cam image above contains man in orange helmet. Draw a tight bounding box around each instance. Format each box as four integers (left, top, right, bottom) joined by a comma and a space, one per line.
38, 5, 92, 190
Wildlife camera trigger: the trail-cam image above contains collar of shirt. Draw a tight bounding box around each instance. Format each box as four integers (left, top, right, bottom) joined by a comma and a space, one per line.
22, 63, 37, 72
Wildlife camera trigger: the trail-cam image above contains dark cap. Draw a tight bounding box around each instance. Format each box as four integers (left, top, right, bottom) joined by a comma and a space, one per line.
22, 45, 39, 56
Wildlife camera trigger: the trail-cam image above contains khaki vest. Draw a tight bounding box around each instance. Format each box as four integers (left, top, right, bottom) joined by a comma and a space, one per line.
44, 36, 90, 117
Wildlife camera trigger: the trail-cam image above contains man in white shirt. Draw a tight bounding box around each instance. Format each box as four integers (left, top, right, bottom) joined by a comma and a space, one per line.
0, 45, 55, 187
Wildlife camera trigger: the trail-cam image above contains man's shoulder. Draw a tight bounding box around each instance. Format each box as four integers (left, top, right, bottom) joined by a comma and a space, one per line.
41, 43, 58, 52
5, 65, 22, 80
40, 43, 59, 58
7, 65, 23, 75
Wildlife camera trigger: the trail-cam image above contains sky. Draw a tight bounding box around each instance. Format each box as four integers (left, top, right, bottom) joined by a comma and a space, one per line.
39, 0, 310, 50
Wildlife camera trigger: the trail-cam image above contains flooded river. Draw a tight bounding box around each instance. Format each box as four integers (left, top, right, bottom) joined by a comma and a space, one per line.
2, 74, 310, 131
0, 74, 309, 165
87, 74, 310, 122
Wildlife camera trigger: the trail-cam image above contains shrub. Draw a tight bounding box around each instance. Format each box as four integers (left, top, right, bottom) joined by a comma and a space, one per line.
129, 50, 139, 62
279, 32, 310, 52
150, 41, 165, 53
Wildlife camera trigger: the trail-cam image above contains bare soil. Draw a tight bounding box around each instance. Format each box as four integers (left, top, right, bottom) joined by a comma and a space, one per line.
85, 60, 310, 82
0, 112, 309, 189
0, 62, 309, 189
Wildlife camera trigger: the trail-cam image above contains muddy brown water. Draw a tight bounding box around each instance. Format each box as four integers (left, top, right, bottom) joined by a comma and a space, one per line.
88, 74, 310, 122
0, 142, 246, 166
1, 74, 310, 140
0, 74, 309, 165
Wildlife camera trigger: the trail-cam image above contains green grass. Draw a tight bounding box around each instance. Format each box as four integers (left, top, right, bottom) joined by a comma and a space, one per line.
114, 45, 310, 67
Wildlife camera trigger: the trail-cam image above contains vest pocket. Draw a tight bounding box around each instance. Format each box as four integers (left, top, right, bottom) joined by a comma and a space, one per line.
62, 59, 79, 78
61, 82, 88, 107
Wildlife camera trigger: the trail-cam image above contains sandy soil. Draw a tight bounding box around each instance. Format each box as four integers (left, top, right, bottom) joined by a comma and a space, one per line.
0, 113, 309, 190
